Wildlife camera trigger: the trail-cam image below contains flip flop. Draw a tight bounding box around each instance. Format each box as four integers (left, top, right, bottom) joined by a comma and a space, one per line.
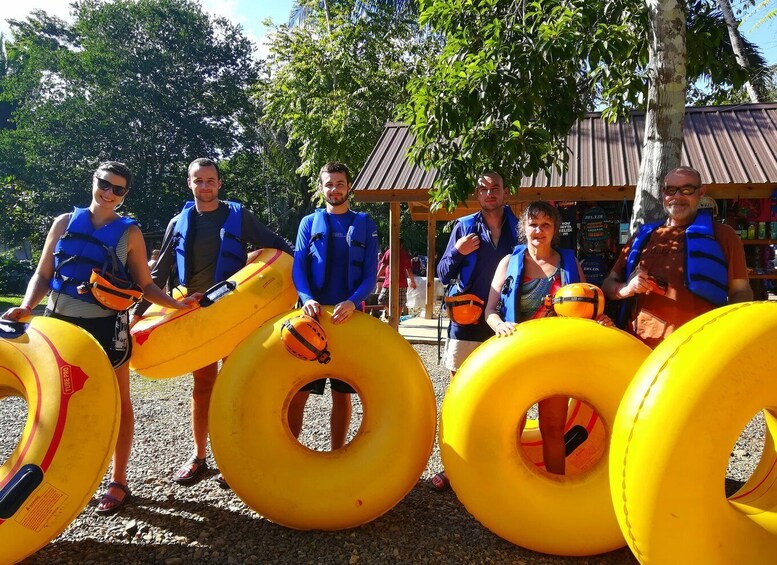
96, 481, 131, 516
172, 455, 207, 484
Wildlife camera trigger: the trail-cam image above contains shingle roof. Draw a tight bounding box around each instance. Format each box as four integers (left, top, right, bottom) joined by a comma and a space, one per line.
353, 103, 777, 202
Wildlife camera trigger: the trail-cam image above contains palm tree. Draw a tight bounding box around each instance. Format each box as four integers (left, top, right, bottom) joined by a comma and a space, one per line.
716, 0, 766, 101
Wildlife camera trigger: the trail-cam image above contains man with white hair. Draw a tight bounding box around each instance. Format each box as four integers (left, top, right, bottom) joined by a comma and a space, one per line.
603, 166, 751, 348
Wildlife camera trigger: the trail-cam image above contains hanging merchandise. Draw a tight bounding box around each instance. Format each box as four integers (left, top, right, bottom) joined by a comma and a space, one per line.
557, 203, 578, 251
580, 206, 609, 254
618, 199, 631, 245
580, 254, 609, 287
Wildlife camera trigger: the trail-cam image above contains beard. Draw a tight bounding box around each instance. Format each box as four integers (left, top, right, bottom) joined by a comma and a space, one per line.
665, 201, 696, 224
324, 192, 349, 207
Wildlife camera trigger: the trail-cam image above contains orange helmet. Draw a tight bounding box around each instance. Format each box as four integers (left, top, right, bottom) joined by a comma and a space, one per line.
444, 293, 485, 326
78, 269, 144, 311
280, 315, 331, 364
552, 283, 605, 319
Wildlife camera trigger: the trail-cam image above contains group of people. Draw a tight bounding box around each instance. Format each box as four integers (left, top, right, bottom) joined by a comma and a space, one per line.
2, 159, 752, 510
430, 166, 751, 489
2, 158, 378, 516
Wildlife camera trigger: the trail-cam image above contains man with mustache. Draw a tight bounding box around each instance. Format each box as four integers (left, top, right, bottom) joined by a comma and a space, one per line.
603, 166, 751, 348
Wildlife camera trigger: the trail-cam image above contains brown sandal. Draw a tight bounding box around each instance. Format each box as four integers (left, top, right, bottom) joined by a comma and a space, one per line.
172, 455, 207, 484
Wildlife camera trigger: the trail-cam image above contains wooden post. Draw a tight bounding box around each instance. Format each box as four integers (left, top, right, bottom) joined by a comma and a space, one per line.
425, 212, 436, 319
389, 202, 400, 330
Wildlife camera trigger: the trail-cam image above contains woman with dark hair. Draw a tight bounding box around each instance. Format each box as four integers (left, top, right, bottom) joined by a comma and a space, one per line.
483, 201, 611, 475
2, 161, 195, 515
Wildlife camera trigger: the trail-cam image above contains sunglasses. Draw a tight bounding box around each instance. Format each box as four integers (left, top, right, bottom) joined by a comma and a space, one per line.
95, 176, 129, 197
663, 184, 700, 196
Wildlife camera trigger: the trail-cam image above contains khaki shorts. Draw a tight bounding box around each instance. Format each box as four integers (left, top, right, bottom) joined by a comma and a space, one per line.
443, 338, 483, 372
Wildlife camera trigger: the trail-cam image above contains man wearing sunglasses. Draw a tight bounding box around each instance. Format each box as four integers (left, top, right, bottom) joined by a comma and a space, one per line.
137, 157, 292, 488
603, 166, 751, 348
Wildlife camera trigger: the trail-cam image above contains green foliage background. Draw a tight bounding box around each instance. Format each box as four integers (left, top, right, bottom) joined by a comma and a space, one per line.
0, 0, 773, 258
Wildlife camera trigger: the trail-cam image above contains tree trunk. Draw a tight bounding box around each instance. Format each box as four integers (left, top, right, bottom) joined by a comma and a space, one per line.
717, 0, 765, 103
631, 0, 687, 232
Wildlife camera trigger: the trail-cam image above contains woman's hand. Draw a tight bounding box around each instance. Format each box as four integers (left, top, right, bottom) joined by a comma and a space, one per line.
180, 292, 203, 307
494, 320, 515, 337
596, 314, 615, 328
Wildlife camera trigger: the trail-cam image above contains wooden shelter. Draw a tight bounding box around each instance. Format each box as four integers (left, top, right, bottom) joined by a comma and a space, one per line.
352, 103, 777, 328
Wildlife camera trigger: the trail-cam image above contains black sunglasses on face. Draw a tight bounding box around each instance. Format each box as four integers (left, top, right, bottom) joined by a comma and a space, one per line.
95, 176, 129, 196
663, 184, 700, 196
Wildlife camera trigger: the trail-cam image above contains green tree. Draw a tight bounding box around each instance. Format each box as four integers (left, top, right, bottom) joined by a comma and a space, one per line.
400, 0, 646, 209
400, 0, 768, 225
260, 0, 440, 192
0, 0, 261, 245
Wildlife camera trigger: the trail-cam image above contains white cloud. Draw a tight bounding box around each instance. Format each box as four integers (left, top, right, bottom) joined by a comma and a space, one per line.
201, 0, 266, 59
0, 1, 74, 38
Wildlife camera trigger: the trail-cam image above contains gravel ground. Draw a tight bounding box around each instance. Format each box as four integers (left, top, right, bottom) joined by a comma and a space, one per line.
1, 343, 765, 565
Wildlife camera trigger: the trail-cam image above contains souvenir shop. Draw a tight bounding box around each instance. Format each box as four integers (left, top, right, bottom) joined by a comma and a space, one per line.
554, 197, 777, 301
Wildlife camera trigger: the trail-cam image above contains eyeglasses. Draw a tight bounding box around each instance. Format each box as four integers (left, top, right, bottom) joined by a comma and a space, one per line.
662, 184, 700, 196
95, 176, 129, 197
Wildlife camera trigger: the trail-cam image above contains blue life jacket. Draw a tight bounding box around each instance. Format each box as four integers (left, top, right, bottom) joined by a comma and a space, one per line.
453, 205, 519, 292
308, 209, 369, 294
173, 201, 245, 286
51, 207, 137, 303
625, 209, 728, 306
498, 245, 580, 323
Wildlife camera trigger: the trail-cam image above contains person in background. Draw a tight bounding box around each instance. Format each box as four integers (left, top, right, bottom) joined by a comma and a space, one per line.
147, 248, 160, 270
138, 157, 292, 488
602, 166, 751, 348
289, 161, 379, 450
377, 240, 417, 316
2, 161, 195, 515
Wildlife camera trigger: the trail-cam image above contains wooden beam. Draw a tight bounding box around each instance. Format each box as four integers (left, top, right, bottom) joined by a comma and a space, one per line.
355, 189, 434, 203
425, 212, 437, 319
368, 183, 777, 220
388, 202, 401, 330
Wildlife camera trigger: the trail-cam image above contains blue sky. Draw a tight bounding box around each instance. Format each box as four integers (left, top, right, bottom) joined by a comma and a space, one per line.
1, 1, 775, 67
0, 0, 298, 58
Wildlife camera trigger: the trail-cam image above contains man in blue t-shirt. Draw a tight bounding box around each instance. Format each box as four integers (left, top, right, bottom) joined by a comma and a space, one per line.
290, 161, 379, 450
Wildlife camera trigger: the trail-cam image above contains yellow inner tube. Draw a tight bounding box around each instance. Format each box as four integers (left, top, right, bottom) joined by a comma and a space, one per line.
131, 248, 297, 378
610, 301, 777, 564
441, 317, 650, 556
210, 308, 437, 530
0, 316, 119, 564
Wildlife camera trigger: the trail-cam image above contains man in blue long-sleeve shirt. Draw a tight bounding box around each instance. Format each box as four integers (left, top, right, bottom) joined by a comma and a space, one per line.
432, 171, 518, 492
437, 172, 519, 377
290, 161, 379, 450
